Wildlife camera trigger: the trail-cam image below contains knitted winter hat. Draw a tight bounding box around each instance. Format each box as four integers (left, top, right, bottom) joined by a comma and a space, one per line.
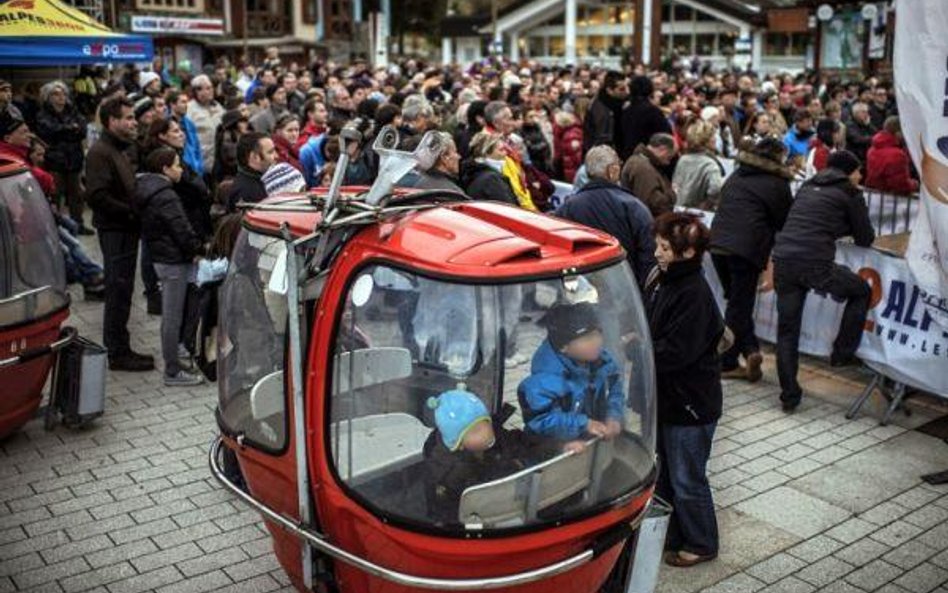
427, 390, 490, 451
543, 302, 601, 351
826, 150, 861, 176
132, 95, 154, 120
0, 111, 26, 138
138, 71, 161, 92
262, 163, 305, 195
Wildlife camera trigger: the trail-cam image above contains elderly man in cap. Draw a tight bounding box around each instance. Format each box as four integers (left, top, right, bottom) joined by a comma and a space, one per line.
772, 150, 875, 412
186, 74, 224, 175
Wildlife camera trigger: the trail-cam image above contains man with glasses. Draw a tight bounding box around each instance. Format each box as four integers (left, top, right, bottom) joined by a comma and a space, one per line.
186, 74, 224, 176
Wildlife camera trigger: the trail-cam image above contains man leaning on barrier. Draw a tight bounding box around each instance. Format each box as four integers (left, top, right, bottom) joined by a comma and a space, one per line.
771, 151, 876, 413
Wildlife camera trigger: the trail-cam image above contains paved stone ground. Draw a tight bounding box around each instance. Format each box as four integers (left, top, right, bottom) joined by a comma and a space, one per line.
2, 248, 948, 592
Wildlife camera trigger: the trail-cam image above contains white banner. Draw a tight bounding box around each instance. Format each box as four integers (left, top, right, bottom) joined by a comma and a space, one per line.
893, 1, 948, 329
748, 244, 948, 397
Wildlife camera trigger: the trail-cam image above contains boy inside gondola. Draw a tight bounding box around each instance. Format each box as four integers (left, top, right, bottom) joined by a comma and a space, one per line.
517, 302, 625, 452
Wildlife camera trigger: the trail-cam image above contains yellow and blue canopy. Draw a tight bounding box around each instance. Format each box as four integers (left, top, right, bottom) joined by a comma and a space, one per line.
0, 0, 153, 65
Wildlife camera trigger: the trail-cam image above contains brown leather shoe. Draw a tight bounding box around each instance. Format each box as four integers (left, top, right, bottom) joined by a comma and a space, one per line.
664, 551, 718, 568
745, 351, 764, 383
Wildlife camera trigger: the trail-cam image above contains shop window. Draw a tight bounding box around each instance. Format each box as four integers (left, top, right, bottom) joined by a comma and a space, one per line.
672, 4, 692, 21
695, 33, 715, 55
671, 34, 692, 54
303, 0, 319, 24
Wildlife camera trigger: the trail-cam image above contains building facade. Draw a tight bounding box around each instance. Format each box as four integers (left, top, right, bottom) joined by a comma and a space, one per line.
442, 0, 894, 75
74, 0, 356, 72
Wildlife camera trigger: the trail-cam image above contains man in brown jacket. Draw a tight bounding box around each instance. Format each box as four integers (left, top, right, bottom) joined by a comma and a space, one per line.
620, 133, 677, 218
85, 97, 154, 372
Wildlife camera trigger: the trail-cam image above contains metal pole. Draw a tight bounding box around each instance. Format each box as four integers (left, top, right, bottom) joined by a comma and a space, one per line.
491, 0, 500, 56
242, 0, 248, 57
281, 224, 315, 590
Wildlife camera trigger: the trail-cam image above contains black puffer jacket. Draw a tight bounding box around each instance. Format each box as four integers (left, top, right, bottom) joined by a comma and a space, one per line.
422, 423, 557, 525
644, 259, 724, 426
710, 152, 794, 269
773, 168, 875, 264
176, 164, 213, 240
135, 173, 203, 265
35, 104, 87, 173
460, 161, 519, 206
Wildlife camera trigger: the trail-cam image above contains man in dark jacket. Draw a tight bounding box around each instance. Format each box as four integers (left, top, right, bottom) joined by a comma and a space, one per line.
620, 133, 677, 218
225, 132, 276, 212
583, 71, 627, 155
620, 76, 672, 160
710, 137, 793, 382
84, 97, 154, 371
772, 151, 875, 411
555, 146, 656, 287
36, 82, 89, 233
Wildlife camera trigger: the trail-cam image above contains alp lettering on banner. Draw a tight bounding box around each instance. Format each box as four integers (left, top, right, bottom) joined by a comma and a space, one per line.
894, 1, 948, 329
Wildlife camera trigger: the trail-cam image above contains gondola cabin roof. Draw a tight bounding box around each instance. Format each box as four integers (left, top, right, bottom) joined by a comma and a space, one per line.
242, 188, 625, 279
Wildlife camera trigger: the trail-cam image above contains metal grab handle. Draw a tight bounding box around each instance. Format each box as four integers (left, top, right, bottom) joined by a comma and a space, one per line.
0, 326, 77, 369
208, 437, 647, 590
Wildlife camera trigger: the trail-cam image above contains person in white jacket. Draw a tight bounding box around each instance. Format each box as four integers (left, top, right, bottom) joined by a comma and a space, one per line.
185, 74, 224, 175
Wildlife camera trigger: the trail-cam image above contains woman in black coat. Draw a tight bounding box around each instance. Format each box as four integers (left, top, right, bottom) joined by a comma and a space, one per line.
144, 118, 213, 240
645, 212, 723, 568
135, 147, 205, 388
35, 81, 89, 232
710, 137, 793, 382
460, 130, 519, 206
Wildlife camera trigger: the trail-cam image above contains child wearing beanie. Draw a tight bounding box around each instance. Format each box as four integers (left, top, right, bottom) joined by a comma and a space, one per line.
423, 390, 555, 525
517, 302, 624, 449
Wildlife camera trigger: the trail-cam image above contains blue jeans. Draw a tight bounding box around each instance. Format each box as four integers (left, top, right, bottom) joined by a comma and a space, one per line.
60, 227, 102, 285
656, 422, 719, 556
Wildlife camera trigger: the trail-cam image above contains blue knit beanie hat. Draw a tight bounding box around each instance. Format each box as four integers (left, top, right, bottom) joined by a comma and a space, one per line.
262, 162, 306, 195
427, 390, 490, 451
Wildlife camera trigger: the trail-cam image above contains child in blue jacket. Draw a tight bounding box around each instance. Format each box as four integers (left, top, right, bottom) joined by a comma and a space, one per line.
517, 302, 625, 447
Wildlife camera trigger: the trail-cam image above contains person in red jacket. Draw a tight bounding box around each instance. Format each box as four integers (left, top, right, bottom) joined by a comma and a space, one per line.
865, 116, 919, 195
553, 110, 583, 183
0, 113, 57, 196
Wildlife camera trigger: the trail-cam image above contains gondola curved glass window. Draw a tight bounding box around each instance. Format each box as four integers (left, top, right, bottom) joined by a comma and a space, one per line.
218, 230, 289, 451
329, 262, 657, 533
0, 171, 68, 328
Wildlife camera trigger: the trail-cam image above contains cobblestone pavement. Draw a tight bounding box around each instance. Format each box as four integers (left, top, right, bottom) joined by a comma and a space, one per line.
2, 254, 948, 593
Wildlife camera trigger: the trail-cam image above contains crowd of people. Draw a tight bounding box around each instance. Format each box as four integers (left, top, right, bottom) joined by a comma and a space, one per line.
0, 49, 910, 567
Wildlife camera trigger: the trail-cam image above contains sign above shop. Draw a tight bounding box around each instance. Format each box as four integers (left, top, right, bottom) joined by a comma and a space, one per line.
131, 15, 224, 36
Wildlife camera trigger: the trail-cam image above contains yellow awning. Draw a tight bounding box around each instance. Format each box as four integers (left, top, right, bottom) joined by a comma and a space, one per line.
0, 0, 121, 37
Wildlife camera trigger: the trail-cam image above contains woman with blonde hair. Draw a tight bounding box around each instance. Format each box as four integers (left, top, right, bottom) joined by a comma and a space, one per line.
673, 120, 725, 210
460, 131, 520, 206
